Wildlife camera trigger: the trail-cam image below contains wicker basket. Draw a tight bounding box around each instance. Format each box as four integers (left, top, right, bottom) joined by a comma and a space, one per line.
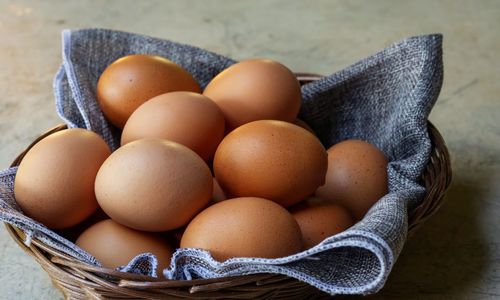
4, 75, 452, 299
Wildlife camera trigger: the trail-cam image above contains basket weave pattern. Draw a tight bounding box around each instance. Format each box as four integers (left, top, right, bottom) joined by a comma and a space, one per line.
4, 75, 451, 299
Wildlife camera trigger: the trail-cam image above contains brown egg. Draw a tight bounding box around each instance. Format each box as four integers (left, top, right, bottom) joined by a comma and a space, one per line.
214, 120, 327, 207
212, 177, 227, 202
121, 91, 225, 161
293, 119, 315, 135
315, 140, 388, 220
97, 54, 200, 128
181, 197, 303, 261
203, 59, 301, 131
95, 139, 212, 232
14, 129, 111, 229
76, 219, 173, 276
57, 208, 110, 242
290, 200, 354, 249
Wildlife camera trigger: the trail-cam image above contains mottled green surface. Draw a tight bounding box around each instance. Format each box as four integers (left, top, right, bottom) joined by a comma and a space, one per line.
0, 1, 499, 299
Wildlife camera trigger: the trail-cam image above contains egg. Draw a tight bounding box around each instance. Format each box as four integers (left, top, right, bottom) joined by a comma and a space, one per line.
14, 129, 111, 229
290, 200, 354, 249
212, 177, 227, 202
203, 59, 301, 131
76, 219, 173, 276
121, 91, 225, 161
180, 197, 303, 261
315, 140, 388, 220
96, 54, 200, 128
95, 139, 212, 232
57, 208, 110, 242
293, 118, 315, 135
214, 120, 327, 207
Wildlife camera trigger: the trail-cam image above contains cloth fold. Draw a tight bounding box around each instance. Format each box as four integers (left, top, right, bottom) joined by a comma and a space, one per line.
0, 29, 443, 295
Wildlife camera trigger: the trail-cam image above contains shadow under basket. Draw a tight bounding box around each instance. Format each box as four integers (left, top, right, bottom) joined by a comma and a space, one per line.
4, 75, 452, 299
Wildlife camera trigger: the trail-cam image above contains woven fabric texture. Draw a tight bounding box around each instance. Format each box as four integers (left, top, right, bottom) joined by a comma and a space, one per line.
0, 29, 443, 295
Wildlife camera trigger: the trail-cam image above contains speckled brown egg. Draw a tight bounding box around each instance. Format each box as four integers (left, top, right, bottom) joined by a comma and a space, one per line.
290, 199, 354, 249
214, 120, 327, 207
97, 54, 200, 128
95, 139, 212, 232
203, 59, 301, 131
180, 197, 303, 261
14, 128, 111, 229
76, 219, 173, 276
121, 91, 225, 161
315, 140, 389, 220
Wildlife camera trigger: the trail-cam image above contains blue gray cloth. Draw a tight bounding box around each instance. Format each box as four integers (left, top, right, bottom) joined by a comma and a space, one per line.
0, 29, 443, 295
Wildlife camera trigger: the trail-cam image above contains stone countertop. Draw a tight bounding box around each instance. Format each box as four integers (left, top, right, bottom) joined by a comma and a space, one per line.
0, 1, 499, 299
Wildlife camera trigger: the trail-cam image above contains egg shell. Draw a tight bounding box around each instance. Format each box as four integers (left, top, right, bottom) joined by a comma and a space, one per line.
121, 91, 225, 161
315, 139, 388, 220
214, 120, 328, 207
203, 59, 301, 131
212, 177, 227, 202
95, 139, 212, 232
290, 201, 354, 249
180, 197, 303, 261
292, 118, 315, 135
14, 128, 111, 229
57, 208, 110, 242
96, 54, 200, 128
76, 219, 173, 276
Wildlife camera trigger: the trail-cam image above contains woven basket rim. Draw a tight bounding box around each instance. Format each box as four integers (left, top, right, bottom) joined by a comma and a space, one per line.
2, 74, 452, 299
